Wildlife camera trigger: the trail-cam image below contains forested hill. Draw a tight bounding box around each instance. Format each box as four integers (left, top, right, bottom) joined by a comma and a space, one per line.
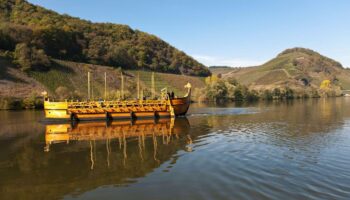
0, 0, 210, 76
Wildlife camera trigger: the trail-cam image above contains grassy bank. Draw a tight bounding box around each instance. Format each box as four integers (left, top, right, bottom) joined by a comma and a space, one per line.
29, 60, 206, 100
0, 58, 206, 109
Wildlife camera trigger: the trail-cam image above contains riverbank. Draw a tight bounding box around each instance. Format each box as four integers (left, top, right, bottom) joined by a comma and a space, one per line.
194, 76, 344, 103
0, 97, 43, 110
1, 95, 348, 110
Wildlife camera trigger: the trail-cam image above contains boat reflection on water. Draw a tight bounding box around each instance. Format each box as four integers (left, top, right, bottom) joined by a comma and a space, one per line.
44, 118, 192, 170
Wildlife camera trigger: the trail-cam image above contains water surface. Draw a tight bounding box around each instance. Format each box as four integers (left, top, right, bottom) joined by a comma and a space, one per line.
1, 98, 350, 200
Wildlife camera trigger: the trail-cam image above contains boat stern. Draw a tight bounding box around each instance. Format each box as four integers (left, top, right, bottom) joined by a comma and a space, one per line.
44, 101, 70, 119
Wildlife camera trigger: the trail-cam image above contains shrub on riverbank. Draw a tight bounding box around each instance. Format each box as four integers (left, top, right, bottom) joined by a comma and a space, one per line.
0, 97, 23, 109
0, 96, 43, 110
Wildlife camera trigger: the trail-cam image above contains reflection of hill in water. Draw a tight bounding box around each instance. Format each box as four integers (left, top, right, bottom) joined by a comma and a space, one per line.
192, 98, 350, 136
0, 118, 195, 200
191, 99, 350, 166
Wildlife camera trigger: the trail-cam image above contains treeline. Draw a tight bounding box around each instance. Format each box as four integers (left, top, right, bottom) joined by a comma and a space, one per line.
0, 96, 43, 110
194, 76, 342, 102
0, 0, 210, 76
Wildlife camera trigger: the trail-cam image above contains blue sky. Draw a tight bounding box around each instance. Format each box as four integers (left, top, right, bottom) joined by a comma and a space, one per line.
28, 0, 350, 67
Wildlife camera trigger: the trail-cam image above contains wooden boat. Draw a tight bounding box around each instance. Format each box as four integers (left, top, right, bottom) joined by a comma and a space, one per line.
43, 83, 191, 121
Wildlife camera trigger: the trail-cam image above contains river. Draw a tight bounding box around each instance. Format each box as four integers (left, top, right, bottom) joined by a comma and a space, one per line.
1, 98, 350, 200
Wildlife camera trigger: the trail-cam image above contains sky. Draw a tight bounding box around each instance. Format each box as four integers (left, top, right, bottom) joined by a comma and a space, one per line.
28, 0, 350, 67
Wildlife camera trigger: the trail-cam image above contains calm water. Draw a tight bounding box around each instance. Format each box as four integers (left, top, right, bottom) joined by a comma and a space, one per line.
1, 98, 350, 200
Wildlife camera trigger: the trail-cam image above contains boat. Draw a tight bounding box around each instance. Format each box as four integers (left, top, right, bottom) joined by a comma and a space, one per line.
43, 82, 191, 121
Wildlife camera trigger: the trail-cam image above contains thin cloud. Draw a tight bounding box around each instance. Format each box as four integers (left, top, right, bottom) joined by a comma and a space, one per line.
192, 55, 265, 67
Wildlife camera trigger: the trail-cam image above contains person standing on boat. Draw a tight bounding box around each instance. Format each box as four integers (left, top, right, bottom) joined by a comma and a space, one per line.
167, 92, 171, 99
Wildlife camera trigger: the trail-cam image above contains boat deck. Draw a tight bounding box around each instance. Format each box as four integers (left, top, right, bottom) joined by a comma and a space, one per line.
43, 82, 191, 121
44, 99, 175, 120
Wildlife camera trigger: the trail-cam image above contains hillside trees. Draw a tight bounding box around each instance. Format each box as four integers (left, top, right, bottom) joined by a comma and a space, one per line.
0, 0, 211, 76
203, 76, 262, 102
107, 42, 137, 68
14, 43, 50, 71
33, 27, 85, 60
0, 23, 33, 51
197, 75, 342, 102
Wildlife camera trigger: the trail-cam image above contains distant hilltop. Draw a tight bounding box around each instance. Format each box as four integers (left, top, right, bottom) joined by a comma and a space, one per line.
211, 47, 350, 90
0, 0, 210, 77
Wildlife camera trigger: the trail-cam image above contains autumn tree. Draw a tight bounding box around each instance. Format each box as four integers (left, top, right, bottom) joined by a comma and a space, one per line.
320, 80, 331, 90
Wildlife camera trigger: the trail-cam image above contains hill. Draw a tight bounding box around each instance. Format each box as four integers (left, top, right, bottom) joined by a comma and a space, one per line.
0, 56, 46, 98
0, 55, 205, 100
0, 0, 210, 76
217, 48, 350, 90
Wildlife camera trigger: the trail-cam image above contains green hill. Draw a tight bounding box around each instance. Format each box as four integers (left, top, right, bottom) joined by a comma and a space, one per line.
0, 0, 210, 76
0, 55, 205, 101
218, 48, 350, 90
